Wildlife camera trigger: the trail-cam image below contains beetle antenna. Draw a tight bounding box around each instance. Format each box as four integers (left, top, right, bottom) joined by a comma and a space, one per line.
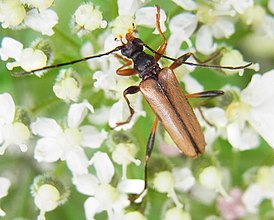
177, 61, 252, 70
12, 46, 123, 77
143, 44, 253, 70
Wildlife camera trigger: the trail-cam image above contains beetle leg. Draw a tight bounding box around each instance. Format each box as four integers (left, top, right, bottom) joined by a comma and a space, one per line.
191, 48, 224, 64
185, 90, 224, 99
154, 5, 167, 62
169, 48, 225, 70
114, 53, 132, 64
115, 86, 140, 127
116, 68, 137, 76
169, 52, 193, 70
144, 117, 159, 189
186, 90, 224, 127
130, 118, 159, 201
115, 54, 138, 76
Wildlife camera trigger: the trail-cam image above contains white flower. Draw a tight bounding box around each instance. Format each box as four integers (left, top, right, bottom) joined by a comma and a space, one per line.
0, 0, 26, 28
166, 12, 198, 56
241, 5, 265, 26
199, 166, 230, 200
195, 25, 217, 55
0, 37, 47, 73
135, 7, 167, 34
108, 97, 146, 130
73, 152, 130, 220
24, 8, 59, 36
242, 166, 274, 213
23, 0, 55, 9
0, 37, 23, 61
220, 49, 259, 76
111, 15, 136, 39
256, 15, 274, 39
7, 48, 47, 72
171, 0, 197, 11
164, 207, 192, 220
0, 93, 30, 155
117, 0, 146, 16
122, 211, 147, 220
226, 69, 274, 149
72, 3, 107, 37
195, 3, 236, 54
34, 184, 60, 220
153, 171, 183, 208
112, 143, 141, 180
53, 69, 81, 102
0, 177, 11, 217
31, 101, 107, 175
117, 179, 144, 195
88, 106, 111, 125
229, 0, 254, 14
197, 107, 227, 148
173, 167, 196, 192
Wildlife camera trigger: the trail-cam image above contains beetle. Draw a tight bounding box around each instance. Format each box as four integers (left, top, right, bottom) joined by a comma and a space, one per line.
13, 5, 252, 198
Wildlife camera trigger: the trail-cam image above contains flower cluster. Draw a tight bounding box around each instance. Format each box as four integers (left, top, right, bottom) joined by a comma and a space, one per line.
0, 0, 274, 220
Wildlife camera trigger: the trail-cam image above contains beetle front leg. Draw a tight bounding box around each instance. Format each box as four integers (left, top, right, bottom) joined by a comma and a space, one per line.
115, 86, 140, 127
154, 5, 167, 62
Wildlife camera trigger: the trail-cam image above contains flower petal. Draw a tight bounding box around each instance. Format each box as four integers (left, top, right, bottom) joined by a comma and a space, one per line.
211, 18, 235, 38
117, 179, 144, 194
31, 117, 62, 137
66, 148, 89, 175
80, 126, 108, 149
90, 152, 114, 183
0, 37, 23, 61
24, 9, 58, 36
241, 70, 274, 107
118, 0, 144, 15
72, 174, 99, 196
135, 7, 167, 33
171, 0, 197, 10
167, 12, 197, 56
196, 25, 217, 55
67, 101, 94, 128
84, 197, 100, 220
227, 122, 260, 150
34, 137, 62, 162
242, 184, 264, 213
240, 70, 274, 147
0, 177, 10, 198
0, 93, 15, 124
248, 106, 274, 148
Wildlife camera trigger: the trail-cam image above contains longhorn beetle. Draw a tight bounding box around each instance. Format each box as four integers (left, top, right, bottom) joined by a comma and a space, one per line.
13, 6, 252, 199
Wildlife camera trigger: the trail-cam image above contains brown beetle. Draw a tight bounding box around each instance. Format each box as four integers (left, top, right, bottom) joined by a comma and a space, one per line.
13, 5, 252, 198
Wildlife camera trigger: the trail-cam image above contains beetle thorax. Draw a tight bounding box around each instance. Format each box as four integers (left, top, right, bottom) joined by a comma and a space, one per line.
121, 38, 161, 80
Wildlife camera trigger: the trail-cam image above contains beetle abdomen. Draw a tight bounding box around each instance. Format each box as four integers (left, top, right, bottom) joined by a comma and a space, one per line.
140, 67, 206, 158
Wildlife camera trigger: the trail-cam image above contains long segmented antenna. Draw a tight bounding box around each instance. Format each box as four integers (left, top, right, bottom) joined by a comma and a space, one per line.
12, 46, 123, 77
11, 42, 252, 77
143, 44, 253, 70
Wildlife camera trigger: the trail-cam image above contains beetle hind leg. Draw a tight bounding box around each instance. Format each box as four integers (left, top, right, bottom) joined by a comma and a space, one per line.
129, 118, 159, 202
186, 90, 224, 127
